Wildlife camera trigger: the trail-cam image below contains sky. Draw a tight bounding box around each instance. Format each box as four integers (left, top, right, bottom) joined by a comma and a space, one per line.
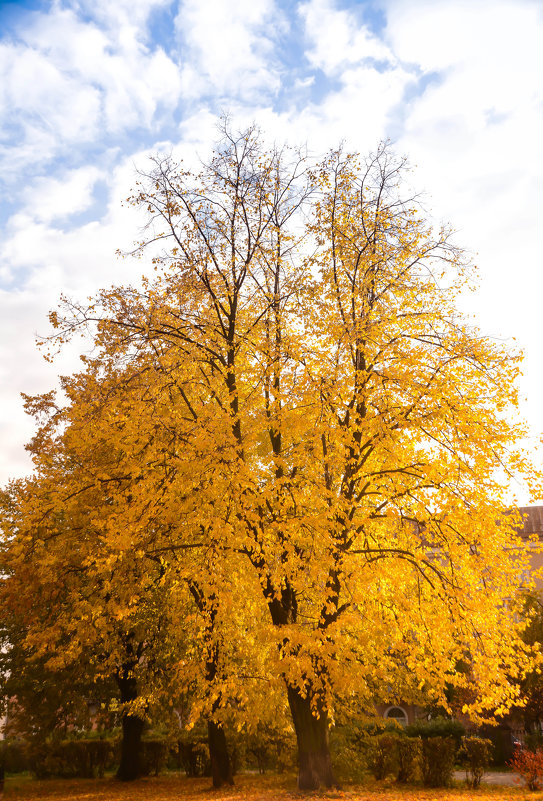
1, 0, 543, 501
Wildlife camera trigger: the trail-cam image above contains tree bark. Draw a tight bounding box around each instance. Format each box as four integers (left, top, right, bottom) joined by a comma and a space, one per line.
116, 669, 144, 781
287, 685, 337, 790
207, 719, 234, 787
188, 580, 234, 788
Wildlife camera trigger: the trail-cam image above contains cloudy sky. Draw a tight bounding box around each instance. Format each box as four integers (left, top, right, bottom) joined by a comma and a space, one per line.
1, 0, 542, 500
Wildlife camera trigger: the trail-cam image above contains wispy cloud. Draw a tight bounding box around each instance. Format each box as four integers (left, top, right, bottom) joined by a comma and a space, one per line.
0, 2, 182, 181
1, 0, 543, 489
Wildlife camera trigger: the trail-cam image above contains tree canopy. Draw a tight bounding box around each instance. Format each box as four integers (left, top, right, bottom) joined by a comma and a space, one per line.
2, 125, 541, 790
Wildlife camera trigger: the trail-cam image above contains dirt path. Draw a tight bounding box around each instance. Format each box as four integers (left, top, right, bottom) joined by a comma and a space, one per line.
453, 770, 516, 786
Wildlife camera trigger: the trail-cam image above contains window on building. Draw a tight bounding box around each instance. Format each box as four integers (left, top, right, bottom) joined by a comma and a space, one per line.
385, 706, 408, 726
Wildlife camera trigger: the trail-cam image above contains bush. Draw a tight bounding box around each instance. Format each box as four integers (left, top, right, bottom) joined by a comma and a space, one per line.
28, 737, 116, 779
141, 737, 169, 777
176, 737, 210, 777
397, 736, 422, 783
330, 725, 367, 783
421, 736, 456, 787
365, 733, 400, 780
243, 724, 296, 775
405, 716, 465, 746
510, 746, 543, 791
0, 739, 29, 774
458, 736, 493, 788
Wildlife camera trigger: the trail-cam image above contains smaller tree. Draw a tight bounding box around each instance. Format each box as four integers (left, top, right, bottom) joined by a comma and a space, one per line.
458, 736, 493, 788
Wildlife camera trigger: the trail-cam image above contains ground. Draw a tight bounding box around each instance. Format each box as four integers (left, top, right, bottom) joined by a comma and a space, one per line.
2, 774, 541, 801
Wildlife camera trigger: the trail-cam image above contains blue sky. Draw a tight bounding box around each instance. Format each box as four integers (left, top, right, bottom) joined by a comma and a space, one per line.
1, 0, 543, 499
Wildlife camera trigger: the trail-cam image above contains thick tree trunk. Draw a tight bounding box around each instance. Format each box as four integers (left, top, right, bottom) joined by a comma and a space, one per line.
117, 712, 145, 781
116, 670, 144, 781
287, 685, 337, 790
207, 719, 234, 787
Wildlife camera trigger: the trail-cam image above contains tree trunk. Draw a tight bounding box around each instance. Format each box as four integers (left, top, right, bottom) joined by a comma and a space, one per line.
287, 685, 337, 790
116, 670, 144, 781
207, 719, 233, 787
188, 580, 234, 788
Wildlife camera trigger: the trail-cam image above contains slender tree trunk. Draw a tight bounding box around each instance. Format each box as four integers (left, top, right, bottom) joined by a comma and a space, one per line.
188, 580, 234, 788
208, 719, 234, 787
116, 670, 144, 781
287, 685, 337, 790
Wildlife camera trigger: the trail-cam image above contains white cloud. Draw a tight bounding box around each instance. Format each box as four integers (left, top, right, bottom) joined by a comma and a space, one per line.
176, 0, 280, 100
0, 42, 101, 150
77, 0, 171, 31
0, 151, 155, 484
300, 0, 393, 73
20, 167, 102, 225
379, 0, 543, 457
2, 0, 543, 503
0, 3, 183, 178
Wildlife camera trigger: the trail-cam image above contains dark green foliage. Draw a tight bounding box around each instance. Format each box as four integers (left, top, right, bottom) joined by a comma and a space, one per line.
396, 736, 422, 783
405, 716, 465, 746
176, 737, 210, 777
243, 724, 296, 775
357, 719, 403, 737
525, 732, 543, 752
458, 736, 493, 788
28, 737, 116, 779
479, 724, 515, 765
365, 734, 400, 780
141, 737, 169, 777
0, 739, 29, 774
175, 723, 296, 779
329, 724, 367, 783
518, 594, 543, 733
421, 736, 456, 787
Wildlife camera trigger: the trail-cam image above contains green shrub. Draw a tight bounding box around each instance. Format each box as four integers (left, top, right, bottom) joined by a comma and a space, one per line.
397, 736, 422, 783
177, 736, 210, 777
421, 736, 456, 787
365, 733, 399, 780
243, 724, 296, 775
405, 716, 465, 746
329, 725, 367, 783
1, 739, 29, 774
458, 736, 493, 788
28, 737, 116, 779
84, 738, 115, 778
141, 737, 169, 777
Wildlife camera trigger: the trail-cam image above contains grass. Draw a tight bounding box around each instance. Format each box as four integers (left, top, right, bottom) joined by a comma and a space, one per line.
3, 773, 543, 801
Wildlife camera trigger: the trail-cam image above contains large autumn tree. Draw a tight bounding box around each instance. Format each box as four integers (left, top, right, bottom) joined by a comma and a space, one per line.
0, 379, 198, 781
39, 125, 542, 789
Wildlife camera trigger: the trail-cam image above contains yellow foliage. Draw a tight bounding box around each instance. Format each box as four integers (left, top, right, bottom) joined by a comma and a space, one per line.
3, 127, 543, 788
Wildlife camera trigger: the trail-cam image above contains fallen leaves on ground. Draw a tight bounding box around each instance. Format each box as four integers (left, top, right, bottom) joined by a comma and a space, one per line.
5, 774, 543, 801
